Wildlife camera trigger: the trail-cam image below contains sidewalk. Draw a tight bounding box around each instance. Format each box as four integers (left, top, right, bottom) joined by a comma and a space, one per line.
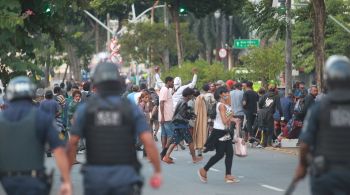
264, 146, 299, 156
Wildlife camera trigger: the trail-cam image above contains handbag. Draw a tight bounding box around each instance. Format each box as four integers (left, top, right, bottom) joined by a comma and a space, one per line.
234, 137, 247, 157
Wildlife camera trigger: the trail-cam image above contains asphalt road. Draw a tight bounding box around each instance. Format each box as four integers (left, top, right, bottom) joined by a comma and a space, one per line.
0, 143, 310, 195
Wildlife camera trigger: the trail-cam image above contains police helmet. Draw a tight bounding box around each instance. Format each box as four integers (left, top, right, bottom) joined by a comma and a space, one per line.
6, 76, 36, 101
91, 62, 122, 85
324, 55, 350, 90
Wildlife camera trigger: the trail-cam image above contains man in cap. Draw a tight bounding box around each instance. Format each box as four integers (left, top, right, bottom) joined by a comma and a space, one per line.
0, 76, 71, 195
292, 55, 350, 195
67, 60, 162, 195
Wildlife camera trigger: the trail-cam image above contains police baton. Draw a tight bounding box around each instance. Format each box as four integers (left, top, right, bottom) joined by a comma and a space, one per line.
285, 179, 298, 195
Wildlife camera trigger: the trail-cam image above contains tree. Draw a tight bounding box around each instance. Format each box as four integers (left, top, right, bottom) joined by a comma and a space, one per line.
240, 42, 285, 86
119, 22, 201, 68
159, 0, 243, 66
293, 0, 350, 77
311, 0, 326, 90
242, 0, 286, 41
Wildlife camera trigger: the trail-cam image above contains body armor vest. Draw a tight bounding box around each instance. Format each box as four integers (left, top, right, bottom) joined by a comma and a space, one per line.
0, 109, 45, 172
84, 96, 140, 170
316, 96, 350, 164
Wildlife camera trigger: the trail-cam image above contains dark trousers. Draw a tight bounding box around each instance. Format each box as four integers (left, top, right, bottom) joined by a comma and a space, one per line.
311, 170, 350, 195
1, 176, 49, 195
204, 140, 233, 175
245, 113, 256, 135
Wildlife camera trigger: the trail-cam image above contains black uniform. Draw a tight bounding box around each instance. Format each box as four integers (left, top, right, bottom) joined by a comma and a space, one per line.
300, 90, 350, 195
0, 100, 64, 195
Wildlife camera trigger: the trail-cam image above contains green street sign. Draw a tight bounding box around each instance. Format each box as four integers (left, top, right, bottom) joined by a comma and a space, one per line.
233, 39, 260, 49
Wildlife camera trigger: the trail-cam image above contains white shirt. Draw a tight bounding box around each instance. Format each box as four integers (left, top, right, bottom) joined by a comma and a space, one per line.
214, 102, 232, 130
154, 73, 164, 89
172, 74, 197, 111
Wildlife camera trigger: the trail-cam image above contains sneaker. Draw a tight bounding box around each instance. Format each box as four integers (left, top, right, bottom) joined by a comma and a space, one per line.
153, 135, 158, 142
179, 144, 186, 150
256, 144, 264, 149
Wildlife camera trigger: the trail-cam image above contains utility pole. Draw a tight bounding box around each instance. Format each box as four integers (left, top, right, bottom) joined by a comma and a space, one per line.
285, 0, 293, 96
107, 13, 110, 44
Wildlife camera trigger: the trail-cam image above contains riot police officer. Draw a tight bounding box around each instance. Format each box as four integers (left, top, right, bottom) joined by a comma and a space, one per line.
67, 60, 162, 195
0, 76, 72, 195
292, 55, 350, 195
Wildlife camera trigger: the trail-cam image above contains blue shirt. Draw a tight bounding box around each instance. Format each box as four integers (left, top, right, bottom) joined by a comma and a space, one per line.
70, 95, 149, 185
2, 100, 64, 150
230, 89, 244, 116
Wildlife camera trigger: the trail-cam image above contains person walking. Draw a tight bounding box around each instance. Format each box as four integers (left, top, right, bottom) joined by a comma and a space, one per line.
0, 76, 71, 195
292, 55, 350, 195
67, 61, 162, 195
159, 77, 175, 159
193, 86, 209, 157
198, 86, 240, 183
162, 88, 203, 164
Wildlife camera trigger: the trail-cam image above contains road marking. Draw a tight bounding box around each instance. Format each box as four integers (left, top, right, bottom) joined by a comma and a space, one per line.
260, 184, 284, 192
209, 168, 220, 172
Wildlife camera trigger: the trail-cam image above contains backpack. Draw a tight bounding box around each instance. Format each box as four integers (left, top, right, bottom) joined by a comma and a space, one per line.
208, 102, 217, 120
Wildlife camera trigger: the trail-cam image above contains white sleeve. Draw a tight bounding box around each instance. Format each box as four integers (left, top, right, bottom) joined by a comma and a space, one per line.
182, 74, 197, 89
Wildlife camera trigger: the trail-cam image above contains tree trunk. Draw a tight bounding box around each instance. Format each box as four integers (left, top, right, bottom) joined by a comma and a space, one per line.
45, 56, 50, 87
65, 43, 81, 81
204, 15, 213, 64
163, 3, 170, 70
170, 1, 183, 67
285, 0, 293, 96
62, 63, 69, 84
312, 0, 326, 90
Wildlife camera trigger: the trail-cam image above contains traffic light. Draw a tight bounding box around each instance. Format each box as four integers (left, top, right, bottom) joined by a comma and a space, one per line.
179, 6, 188, 16
43, 2, 53, 16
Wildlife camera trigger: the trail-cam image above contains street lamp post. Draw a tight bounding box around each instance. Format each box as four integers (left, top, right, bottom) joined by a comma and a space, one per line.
214, 10, 221, 61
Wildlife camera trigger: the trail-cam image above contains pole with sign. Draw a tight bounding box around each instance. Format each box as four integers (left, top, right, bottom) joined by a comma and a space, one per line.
233, 39, 260, 49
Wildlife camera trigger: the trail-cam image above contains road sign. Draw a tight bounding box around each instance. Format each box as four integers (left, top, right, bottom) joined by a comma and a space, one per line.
233, 39, 260, 49
218, 48, 227, 58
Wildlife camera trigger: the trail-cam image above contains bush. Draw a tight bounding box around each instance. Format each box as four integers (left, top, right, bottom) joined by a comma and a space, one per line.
162, 60, 235, 89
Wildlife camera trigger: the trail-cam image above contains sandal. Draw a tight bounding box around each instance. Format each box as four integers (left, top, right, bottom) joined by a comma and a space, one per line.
197, 169, 207, 183
225, 175, 240, 183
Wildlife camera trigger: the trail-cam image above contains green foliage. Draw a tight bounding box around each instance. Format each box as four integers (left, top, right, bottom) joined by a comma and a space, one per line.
242, 0, 286, 40
162, 60, 234, 88
240, 42, 285, 83
119, 22, 201, 66
292, 0, 350, 73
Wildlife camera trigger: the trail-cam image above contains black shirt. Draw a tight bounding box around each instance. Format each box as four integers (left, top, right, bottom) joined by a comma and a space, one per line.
243, 90, 259, 114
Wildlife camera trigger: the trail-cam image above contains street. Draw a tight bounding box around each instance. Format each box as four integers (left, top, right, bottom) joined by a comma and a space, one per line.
0, 143, 310, 195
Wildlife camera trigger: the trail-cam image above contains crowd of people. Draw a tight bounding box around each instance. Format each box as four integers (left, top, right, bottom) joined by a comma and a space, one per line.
1, 53, 349, 195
